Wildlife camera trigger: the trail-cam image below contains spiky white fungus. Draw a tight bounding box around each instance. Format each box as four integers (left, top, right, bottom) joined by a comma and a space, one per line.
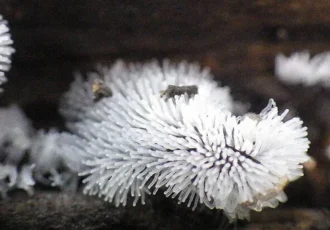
60, 60, 238, 126
60, 61, 310, 220
275, 51, 330, 86
29, 129, 79, 190
0, 105, 34, 198
0, 15, 15, 91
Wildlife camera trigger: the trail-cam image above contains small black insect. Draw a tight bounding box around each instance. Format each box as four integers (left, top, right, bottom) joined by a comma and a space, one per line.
92, 79, 112, 102
160, 85, 198, 100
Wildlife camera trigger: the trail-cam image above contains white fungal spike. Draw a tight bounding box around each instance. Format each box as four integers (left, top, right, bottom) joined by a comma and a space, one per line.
60, 61, 310, 220
0, 15, 15, 91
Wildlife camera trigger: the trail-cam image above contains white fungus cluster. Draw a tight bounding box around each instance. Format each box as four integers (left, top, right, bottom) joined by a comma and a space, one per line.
275, 51, 330, 86
0, 15, 15, 91
0, 105, 35, 198
59, 60, 310, 220
0, 107, 81, 198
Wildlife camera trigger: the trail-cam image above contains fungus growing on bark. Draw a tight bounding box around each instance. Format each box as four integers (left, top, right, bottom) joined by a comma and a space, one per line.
60, 61, 310, 220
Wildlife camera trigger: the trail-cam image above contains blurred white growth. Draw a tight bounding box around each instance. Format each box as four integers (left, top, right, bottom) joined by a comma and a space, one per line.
15, 164, 35, 195
60, 60, 310, 220
0, 105, 32, 163
0, 105, 34, 198
325, 145, 330, 162
275, 51, 330, 86
0, 15, 15, 91
29, 129, 79, 190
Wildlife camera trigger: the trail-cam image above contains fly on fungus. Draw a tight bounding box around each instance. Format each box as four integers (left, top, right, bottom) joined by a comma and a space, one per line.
92, 79, 113, 102
160, 85, 198, 100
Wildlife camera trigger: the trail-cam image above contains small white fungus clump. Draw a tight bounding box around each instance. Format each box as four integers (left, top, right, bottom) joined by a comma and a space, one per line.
0, 105, 34, 198
60, 60, 310, 220
0, 15, 15, 91
29, 129, 79, 190
275, 51, 330, 86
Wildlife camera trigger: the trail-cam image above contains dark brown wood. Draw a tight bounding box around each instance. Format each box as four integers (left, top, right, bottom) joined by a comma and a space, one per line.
1, 0, 330, 95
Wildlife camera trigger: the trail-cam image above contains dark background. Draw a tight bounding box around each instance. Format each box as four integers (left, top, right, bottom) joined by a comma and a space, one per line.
1, 1, 330, 229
